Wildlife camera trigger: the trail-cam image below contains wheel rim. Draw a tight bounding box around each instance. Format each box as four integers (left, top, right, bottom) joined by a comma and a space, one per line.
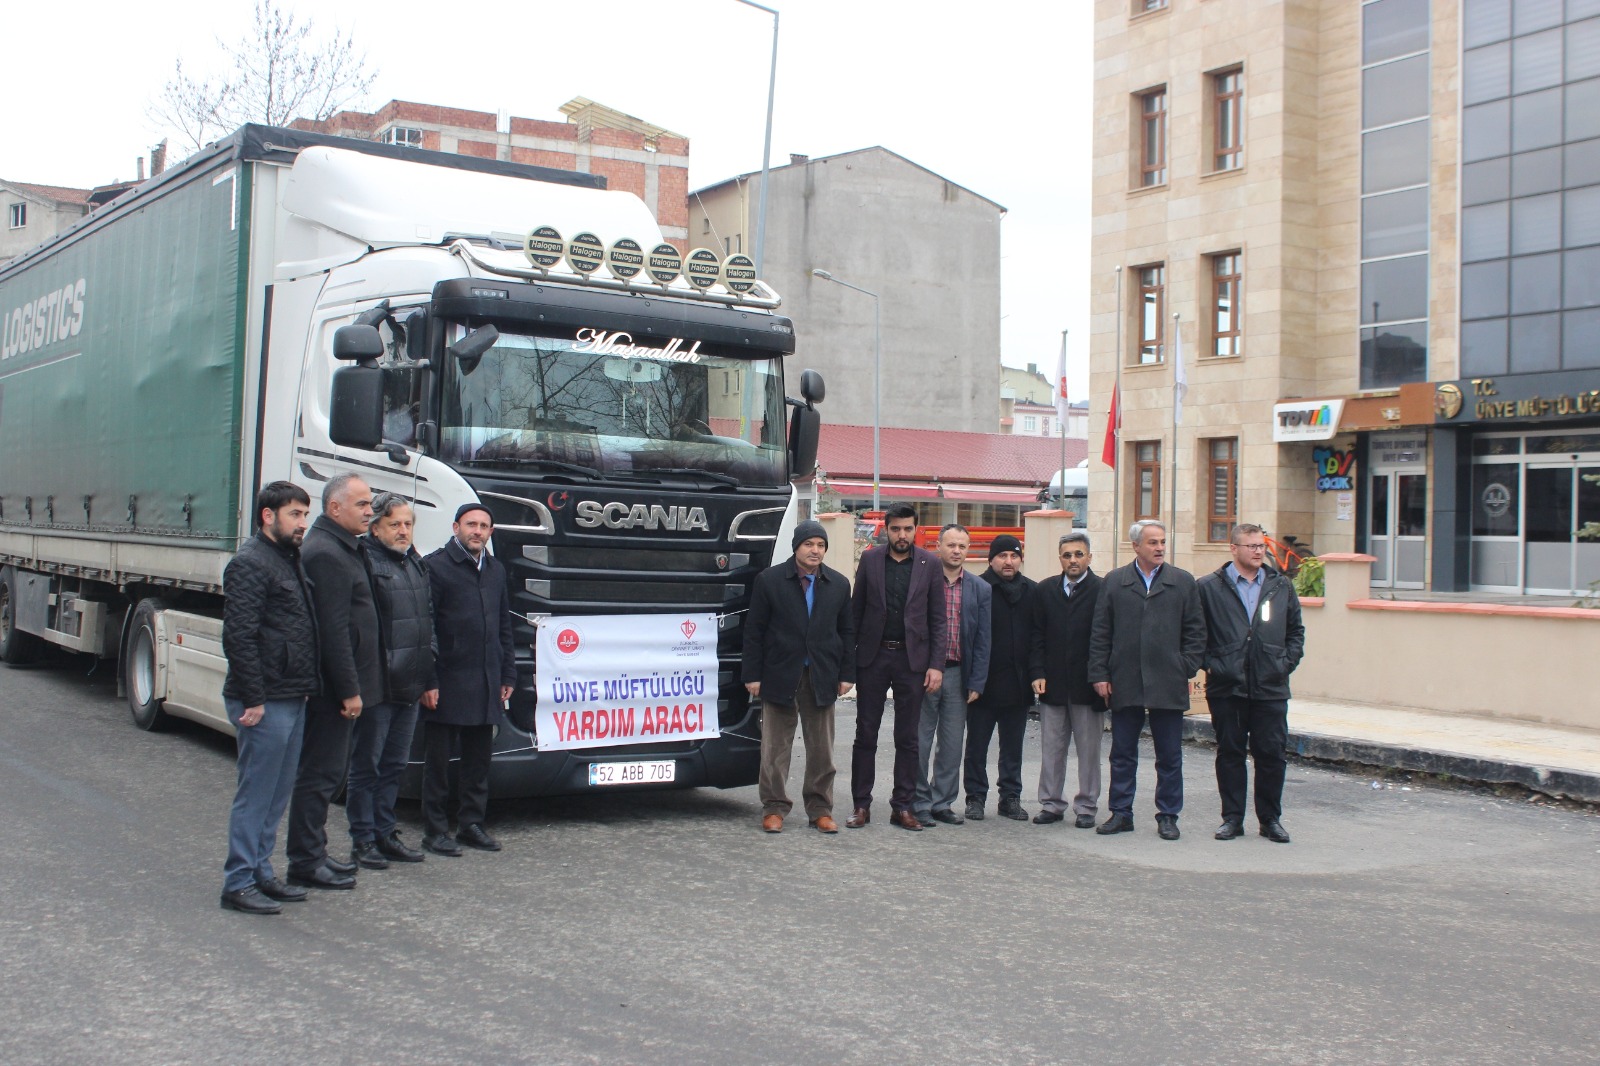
131, 627, 156, 708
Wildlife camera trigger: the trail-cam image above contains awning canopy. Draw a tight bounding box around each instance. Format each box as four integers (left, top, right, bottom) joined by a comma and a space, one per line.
826, 480, 941, 500
940, 484, 1043, 504
824, 480, 1042, 504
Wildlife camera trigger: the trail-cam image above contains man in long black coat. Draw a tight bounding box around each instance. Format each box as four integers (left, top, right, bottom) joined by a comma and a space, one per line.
742, 520, 856, 834
420, 503, 517, 857
962, 534, 1035, 822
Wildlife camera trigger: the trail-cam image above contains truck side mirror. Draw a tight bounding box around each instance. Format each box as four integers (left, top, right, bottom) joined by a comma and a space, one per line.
788, 404, 820, 481
333, 324, 384, 362
329, 365, 385, 450
800, 368, 825, 405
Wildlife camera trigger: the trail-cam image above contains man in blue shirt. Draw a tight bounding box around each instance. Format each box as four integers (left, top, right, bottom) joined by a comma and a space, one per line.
1196, 523, 1306, 843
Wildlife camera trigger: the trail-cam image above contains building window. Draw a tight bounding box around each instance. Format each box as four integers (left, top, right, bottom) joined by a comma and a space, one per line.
702, 217, 711, 234
1137, 264, 1165, 364
7, 203, 24, 229
1207, 438, 1239, 541
1135, 0, 1168, 12
1023, 415, 1037, 433
1211, 252, 1242, 356
380, 126, 424, 147
1213, 68, 1244, 171
1135, 441, 1162, 519
1139, 88, 1168, 187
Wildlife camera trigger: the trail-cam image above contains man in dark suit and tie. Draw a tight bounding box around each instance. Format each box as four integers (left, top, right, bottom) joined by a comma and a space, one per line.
742, 520, 856, 834
848, 504, 948, 831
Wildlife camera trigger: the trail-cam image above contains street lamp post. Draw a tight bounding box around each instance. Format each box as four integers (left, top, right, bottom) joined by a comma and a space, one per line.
811, 268, 881, 510
734, 0, 779, 276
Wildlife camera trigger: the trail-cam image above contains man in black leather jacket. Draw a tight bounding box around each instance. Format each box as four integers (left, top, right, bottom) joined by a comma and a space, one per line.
219, 481, 319, 915
347, 492, 438, 868
1196, 523, 1306, 844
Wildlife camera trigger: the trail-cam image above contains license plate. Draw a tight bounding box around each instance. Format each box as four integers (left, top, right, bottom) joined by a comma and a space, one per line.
588, 760, 676, 786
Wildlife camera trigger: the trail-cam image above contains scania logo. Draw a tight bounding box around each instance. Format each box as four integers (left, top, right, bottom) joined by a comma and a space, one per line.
573, 500, 711, 532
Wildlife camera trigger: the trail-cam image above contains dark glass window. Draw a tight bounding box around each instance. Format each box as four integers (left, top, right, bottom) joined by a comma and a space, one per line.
1567, 138, 1600, 188
1362, 122, 1430, 191
1363, 0, 1430, 65
1362, 188, 1429, 257
1568, 79, 1600, 145
1570, 186, 1600, 247
1364, 55, 1430, 127
1525, 467, 1572, 543
1463, 42, 1511, 105
1361, 255, 1429, 323
1512, 88, 1563, 153
1570, 19, 1600, 83
1360, 322, 1428, 388
1462, 0, 1511, 50
1472, 436, 1521, 457
1511, 192, 1562, 255
1462, 158, 1511, 205
1512, 29, 1564, 95
1462, 261, 1509, 319
1564, 309, 1600, 367
1463, 100, 1511, 162
1471, 463, 1520, 537
1461, 318, 1509, 375
1510, 312, 1562, 373
1463, 201, 1511, 261
1511, 147, 1563, 198
1565, 247, 1600, 308
1511, 253, 1562, 314
1573, 0, 1600, 21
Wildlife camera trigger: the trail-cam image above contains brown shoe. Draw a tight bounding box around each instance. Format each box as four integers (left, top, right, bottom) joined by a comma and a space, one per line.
810, 815, 839, 834
889, 809, 924, 832
845, 807, 870, 828
761, 813, 783, 833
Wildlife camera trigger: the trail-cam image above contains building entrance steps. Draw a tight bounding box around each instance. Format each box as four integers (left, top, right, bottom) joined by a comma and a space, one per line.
1182, 698, 1600, 803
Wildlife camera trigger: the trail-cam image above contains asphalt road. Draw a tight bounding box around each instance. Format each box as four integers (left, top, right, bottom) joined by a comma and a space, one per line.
2, 656, 1598, 1065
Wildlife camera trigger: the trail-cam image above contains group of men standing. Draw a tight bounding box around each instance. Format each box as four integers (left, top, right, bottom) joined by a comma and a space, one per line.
743, 506, 1306, 845
219, 478, 516, 915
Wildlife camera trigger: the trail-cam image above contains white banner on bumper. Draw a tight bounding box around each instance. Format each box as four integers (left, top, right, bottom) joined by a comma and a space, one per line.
534, 613, 719, 751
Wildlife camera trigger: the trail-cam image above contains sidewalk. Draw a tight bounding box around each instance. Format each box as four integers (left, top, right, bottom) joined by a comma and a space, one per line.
1181, 698, 1600, 803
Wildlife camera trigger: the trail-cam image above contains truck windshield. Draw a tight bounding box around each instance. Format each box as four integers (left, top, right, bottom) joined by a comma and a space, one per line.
439, 325, 789, 487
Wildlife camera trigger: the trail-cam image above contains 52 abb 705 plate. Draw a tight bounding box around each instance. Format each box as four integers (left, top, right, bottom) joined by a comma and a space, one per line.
588, 760, 677, 786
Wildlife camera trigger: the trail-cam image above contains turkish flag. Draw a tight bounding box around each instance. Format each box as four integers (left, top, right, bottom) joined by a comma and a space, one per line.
1101, 384, 1120, 468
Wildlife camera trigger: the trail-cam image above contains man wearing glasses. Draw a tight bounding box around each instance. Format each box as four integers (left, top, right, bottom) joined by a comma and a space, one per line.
1195, 523, 1305, 843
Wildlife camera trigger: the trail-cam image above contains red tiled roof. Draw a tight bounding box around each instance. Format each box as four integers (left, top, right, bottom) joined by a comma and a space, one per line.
9, 182, 92, 205
817, 423, 1087, 487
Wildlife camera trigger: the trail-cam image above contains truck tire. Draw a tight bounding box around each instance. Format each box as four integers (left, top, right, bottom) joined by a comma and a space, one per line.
0, 570, 44, 666
125, 599, 172, 731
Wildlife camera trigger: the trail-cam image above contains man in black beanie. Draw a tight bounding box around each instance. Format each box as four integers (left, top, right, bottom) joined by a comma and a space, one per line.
742, 520, 855, 833
963, 534, 1036, 821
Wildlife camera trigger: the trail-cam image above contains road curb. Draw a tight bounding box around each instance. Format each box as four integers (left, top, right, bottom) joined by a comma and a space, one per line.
1181, 717, 1600, 803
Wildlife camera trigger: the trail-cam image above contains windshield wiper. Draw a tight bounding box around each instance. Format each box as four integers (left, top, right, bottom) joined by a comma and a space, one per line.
618, 467, 743, 487
457, 457, 602, 479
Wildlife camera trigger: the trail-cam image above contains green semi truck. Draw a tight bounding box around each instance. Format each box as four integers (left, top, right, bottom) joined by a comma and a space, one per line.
0, 125, 823, 797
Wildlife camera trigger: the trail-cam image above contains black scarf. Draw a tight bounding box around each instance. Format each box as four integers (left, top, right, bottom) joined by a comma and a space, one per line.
983, 568, 1028, 606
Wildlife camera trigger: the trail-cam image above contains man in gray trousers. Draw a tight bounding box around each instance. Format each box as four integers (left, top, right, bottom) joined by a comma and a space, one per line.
914, 524, 991, 826
1027, 531, 1108, 828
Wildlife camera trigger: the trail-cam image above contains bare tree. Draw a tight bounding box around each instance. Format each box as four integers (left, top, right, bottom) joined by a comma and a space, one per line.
148, 0, 378, 153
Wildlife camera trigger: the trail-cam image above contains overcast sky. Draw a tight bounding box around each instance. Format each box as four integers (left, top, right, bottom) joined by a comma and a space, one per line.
1, 0, 1094, 395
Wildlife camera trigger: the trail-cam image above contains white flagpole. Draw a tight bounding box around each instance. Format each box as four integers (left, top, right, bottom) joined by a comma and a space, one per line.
1055, 329, 1069, 509
1170, 311, 1184, 543
1112, 266, 1123, 569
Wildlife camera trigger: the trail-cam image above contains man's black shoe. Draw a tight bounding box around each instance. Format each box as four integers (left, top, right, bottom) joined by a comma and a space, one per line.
456, 823, 502, 852
1215, 821, 1246, 840
255, 877, 307, 902
287, 864, 356, 890
1096, 812, 1134, 834
221, 886, 282, 915
423, 833, 463, 857
997, 798, 1030, 821
352, 840, 390, 870
1074, 814, 1096, 829
1156, 813, 1180, 840
1032, 810, 1065, 825
964, 799, 985, 821
323, 855, 358, 876
376, 830, 425, 863
1260, 820, 1292, 843
931, 808, 964, 825
915, 811, 936, 828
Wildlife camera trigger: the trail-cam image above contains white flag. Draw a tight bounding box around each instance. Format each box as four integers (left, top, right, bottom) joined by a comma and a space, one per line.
1054, 330, 1070, 427
1172, 320, 1188, 425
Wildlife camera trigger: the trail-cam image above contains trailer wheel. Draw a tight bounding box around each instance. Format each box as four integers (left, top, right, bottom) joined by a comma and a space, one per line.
0, 570, 44, 666
126, 599, 172, 731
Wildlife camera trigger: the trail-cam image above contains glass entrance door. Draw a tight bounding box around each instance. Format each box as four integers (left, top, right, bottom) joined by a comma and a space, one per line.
1525, 464, 1600, 595
1368, 469, 1427, 589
